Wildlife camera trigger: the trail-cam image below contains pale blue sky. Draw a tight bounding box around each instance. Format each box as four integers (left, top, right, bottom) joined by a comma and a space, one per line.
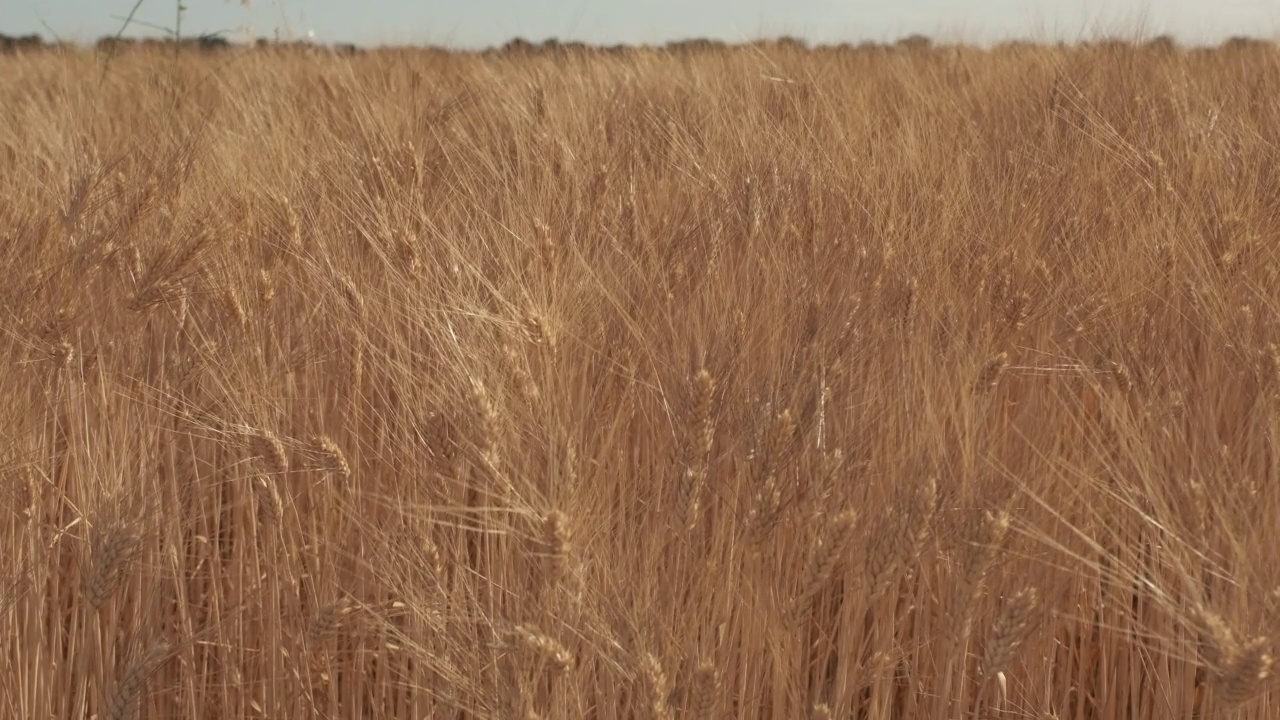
4, 0, 1280, 49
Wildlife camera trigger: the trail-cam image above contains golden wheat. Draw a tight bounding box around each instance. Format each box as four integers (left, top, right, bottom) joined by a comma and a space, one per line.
2, 37, 1279, 720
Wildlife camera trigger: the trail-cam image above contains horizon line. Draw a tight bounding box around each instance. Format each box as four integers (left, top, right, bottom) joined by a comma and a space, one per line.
4, 28, 1280, 54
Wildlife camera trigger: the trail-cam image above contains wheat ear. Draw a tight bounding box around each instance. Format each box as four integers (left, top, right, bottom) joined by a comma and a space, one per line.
641, 652, 672, 720
312, 434, 351, 479
539, 510, 570, 585
687, 658, 718, 719
250, 429, 289, 477
85, 521, 141, 609
105, 641, 170, 720
513, 624, 575, 673
981, 587, 1039, 683
793, 509, 858, 614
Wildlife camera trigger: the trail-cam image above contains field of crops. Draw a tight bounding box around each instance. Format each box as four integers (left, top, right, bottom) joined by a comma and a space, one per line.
2, 39, 1280, 719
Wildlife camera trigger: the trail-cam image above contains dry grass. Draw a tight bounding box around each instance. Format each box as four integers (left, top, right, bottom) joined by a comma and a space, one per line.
2, 37, 1280, 719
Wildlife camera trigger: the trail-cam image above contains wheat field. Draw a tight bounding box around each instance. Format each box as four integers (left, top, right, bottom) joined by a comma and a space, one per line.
1, 37, 1280, 719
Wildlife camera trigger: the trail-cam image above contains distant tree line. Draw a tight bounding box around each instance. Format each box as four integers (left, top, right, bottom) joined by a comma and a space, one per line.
0, 33, 362, 55
0, 33, 47, 53
94, 35, 362, 55
483, 33, 1280, 57
2, 31, 1279, 57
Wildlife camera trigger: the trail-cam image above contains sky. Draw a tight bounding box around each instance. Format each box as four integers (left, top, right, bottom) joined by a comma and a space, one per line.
3, 0, 1280, 49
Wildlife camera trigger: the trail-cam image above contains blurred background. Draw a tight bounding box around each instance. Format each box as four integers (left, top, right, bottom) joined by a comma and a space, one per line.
2, 0, 1279, 49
